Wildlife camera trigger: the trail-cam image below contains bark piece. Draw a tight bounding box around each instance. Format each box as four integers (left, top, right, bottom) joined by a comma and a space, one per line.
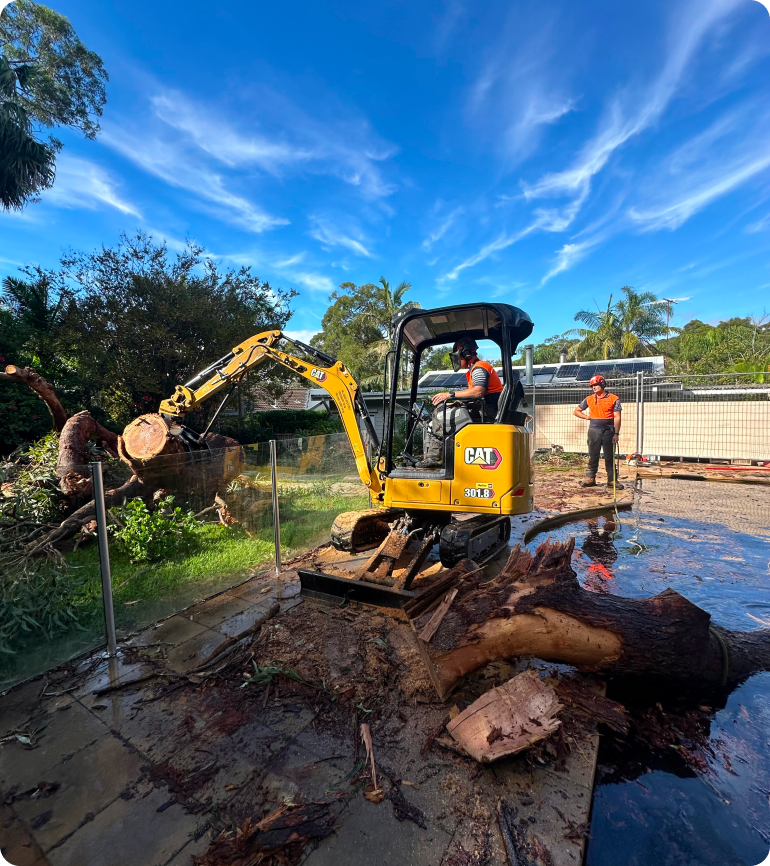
190, 603, 279, 671
555, 675, 630, 735
418, 588, 458, 643
414, 539, 770, 699
446, 670, 562, 763
2, 365, 68, 432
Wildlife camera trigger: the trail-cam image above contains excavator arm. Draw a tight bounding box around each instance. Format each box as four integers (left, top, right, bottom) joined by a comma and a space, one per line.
159, 330, 383, 496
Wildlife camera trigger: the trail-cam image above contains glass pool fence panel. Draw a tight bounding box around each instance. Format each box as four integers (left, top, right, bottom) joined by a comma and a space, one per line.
637, 373, 770, 463
108, 442, 276, 638
0, 460, 134, 692
274, 432, 370, 561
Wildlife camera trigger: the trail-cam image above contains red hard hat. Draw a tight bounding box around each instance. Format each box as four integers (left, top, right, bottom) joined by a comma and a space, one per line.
589, 375, 606, 387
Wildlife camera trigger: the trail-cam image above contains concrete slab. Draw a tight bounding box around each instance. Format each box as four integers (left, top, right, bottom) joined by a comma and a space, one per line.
184, 592, 253, 629
12, 735, 144, 853
302, 793, 453, 866
126, 614, 210, 649
0, 701, 109, 792
45, 786, 206, 866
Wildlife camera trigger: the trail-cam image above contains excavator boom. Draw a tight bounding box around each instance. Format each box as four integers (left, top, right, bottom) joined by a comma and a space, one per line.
158, 330, 382, 496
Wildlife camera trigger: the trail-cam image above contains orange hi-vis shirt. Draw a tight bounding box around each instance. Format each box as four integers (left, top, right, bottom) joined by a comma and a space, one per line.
465, 360, 503, 393
579, 391, 622, 429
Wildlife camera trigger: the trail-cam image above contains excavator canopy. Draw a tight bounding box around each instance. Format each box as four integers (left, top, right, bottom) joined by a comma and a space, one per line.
395, 303, 533, 355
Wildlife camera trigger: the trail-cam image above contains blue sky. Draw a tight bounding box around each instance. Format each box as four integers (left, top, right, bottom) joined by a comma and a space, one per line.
2, 0, 770, 347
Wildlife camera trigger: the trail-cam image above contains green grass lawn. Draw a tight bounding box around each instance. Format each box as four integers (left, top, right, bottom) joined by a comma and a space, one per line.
1, 486, 369, 679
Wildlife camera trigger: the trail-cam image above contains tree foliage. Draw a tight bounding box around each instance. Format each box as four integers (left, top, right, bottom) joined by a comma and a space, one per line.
0, 0, 108, 209
310, 276, 418, 388
0, 232, 296, 449
665, 316, 770, 377
566, 287, 667, 360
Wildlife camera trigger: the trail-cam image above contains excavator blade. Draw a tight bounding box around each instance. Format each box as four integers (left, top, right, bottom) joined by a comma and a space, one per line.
297, 568, 417, 608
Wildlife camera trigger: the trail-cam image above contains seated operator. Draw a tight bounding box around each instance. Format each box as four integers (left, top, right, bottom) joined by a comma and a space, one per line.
416, 337, 502, 469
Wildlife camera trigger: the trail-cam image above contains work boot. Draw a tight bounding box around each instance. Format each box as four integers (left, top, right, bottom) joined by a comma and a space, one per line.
607, 481, 624, 490
415, 458, 442, 470
579, 478, 597, 488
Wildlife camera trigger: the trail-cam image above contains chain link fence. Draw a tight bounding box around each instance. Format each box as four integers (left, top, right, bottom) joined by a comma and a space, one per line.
528, 371, 770, 464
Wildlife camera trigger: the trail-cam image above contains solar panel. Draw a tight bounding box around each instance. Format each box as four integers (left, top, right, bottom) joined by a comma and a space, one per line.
555, 364, 579, 378
575, 364, 597, 381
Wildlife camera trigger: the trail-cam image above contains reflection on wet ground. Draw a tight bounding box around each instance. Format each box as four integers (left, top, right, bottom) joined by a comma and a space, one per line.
528, 481, 770, 866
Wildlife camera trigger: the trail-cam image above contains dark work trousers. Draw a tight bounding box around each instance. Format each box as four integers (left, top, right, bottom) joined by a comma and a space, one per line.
586, 426, 617, 481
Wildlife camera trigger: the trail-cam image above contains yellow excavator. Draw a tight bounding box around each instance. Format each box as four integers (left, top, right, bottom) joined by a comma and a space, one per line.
156, 302, 535, 604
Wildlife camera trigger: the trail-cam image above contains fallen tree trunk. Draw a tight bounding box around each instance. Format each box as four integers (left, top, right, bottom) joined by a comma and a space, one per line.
412, 539, 770, 700
1, 365, 68, 432
57, 411, 120, 505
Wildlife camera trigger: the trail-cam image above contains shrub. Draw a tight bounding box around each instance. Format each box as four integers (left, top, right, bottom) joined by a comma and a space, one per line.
111, 496, 198, 563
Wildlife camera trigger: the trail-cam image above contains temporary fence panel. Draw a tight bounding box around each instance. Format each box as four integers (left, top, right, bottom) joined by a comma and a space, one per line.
528, 372, 770, 462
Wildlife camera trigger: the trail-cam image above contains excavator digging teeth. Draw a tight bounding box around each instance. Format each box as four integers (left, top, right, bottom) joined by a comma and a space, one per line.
330, 508, 404, 552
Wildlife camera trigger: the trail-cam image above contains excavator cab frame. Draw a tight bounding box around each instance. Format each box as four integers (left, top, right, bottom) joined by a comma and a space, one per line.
382, 303, 534, 476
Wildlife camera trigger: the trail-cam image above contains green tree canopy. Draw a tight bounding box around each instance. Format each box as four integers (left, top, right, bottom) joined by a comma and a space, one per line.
0, 0, 107, 209
55, 233, 295, 424
311, 277, 418, 388
565, 287, 667, 360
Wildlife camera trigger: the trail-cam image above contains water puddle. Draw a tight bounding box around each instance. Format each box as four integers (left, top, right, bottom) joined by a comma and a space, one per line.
527, 488, 770, 865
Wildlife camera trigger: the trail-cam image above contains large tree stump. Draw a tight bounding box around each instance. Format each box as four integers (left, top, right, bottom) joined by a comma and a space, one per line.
412, 539, 770, 700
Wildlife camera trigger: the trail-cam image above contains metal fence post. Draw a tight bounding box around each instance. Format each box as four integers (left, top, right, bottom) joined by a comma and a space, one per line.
90, 462, 117, 657
269, 439, 282, 574
639, 372, 645, 458
532, 381, 537, 451
635, 372, 641, 455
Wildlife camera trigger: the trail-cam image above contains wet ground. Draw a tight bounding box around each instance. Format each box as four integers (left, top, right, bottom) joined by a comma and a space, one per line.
527, 477, 770, 866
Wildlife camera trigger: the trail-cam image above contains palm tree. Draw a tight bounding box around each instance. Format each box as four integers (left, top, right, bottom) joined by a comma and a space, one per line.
564, 295, 622, 360
565, 287, 668, 360
365, 277, 420, 389
0, 57, 56, 210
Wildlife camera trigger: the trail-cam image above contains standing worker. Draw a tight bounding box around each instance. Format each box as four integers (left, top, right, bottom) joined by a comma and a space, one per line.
573, 375, 623, 489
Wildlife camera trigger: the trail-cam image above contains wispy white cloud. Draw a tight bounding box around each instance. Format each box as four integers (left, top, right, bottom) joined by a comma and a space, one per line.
524, 0, 744, 207
148, 87, 397, 199
541, 236, 603, 285
468, 22, 576, 164
101, 126, 287, 234
746, 212, 770, 233
422, 206, 463, 251
42, 155, 141, 217
309, 217, 372, 257
630, 154, 770, 231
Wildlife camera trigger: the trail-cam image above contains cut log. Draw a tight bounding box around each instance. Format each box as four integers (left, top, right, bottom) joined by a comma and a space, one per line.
412, 539, 770, 700
446, 670, 563, 763
2, 365, 68, 432
121, 414, 187, 464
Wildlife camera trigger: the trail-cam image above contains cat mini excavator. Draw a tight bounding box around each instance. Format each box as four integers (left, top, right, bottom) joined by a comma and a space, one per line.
149, 302, 535, 605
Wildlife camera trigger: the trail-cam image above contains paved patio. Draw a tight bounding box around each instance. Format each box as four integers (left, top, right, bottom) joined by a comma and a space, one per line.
1, 534, 602, 866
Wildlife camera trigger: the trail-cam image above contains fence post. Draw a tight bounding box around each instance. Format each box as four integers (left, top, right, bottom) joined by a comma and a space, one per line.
90, 462, 117, 657
635, 372, 641, 455
269, 439, 282, 574
639, 372, 645, 458
532, 381, 537, 451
